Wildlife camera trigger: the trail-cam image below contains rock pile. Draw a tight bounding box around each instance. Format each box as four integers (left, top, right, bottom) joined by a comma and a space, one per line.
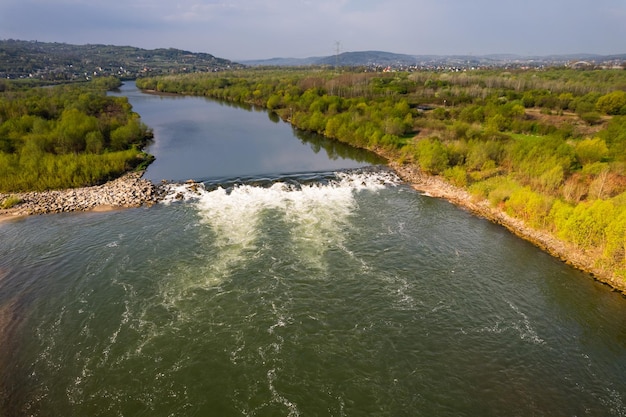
0, 172, 161, 216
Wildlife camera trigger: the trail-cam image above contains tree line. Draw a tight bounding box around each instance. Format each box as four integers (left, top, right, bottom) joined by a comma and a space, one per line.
0, 39, 242, 81
136, 68, 626, 280
0, 77, 153, 192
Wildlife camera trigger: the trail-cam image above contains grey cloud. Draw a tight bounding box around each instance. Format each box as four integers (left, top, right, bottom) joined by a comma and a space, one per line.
0, 0, 623, 59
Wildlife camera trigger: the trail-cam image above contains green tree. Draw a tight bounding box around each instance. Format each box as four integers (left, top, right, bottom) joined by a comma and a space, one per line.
266, 94, 282, 110
55, 108, 99, 154
85, 131, 105, 154
549, 199, 574, 234
559, 199, 615, 249
600, 116, 626, 161
603, 207, 626, 269
416, 138, 449, 174
596, 90, 626, 115
109, 118, 143, 151
574, 137, 609, 166
505, 187, 553, 228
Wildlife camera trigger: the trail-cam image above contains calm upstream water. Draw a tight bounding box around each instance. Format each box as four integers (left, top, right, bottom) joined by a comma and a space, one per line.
1, 83, 625, 417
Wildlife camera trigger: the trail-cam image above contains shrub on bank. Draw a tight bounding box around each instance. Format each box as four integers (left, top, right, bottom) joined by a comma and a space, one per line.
0, 195, 22, 209
0, 80, 153, 192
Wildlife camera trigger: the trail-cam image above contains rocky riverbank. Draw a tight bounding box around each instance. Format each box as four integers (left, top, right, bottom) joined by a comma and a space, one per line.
1, 163, 625, 295
389, 161, 626, 295
0, 171, 161, 218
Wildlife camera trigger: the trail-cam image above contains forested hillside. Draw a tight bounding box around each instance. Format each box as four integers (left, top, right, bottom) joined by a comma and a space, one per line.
0, 39, 242, 82
0, 77, 153, 193
137, 68, 626, 281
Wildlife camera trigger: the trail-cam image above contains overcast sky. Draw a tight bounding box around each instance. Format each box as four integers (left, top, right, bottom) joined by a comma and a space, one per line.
1, 0, 625, 61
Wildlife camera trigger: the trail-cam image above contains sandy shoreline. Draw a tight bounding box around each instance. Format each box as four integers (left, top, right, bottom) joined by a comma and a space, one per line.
1, 165, 624, 295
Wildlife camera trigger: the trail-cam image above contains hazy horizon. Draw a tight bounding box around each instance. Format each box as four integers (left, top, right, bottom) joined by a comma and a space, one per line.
1, 0, 625, 61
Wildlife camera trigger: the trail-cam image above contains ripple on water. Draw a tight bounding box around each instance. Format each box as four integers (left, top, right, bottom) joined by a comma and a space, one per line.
2, 167, 626, 416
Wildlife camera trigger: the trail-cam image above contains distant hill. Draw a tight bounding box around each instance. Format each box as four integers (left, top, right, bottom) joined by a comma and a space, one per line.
315, 51, 417, 67
240, 51, 417, 67
240, 56, 323, 67
241, 50, 626, 69
3, 40, 623, 80
0, 39, 244, 81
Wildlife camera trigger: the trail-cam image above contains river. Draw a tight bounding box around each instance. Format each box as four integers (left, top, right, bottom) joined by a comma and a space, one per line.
0, 82, 625, 417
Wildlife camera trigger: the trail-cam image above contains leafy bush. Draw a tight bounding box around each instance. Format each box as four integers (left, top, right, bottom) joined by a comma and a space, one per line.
1, 195, 22, 209
596, 91, 626, 115
579, 112, 603, 125
556, 199, 615, 248
415, 138, 449, 174
575, 137, 609, 166
443, 165, 468, 187
0, 81, 153, 192
134, 68, 626, 278
505, 187, 554, 228
468, 176, 519, 204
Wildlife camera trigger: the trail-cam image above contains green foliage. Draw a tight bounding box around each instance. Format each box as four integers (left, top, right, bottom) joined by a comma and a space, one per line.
571, 92, 602, 116
506, 135, 573, 192
0, 149, 146, 192
505, 187, 554, 228
574, 137, 609, 166
579, 112, 603, 125
443, 165, 468, 187
556, 199, 615, 248
542, 164, 567, 192
91, 76, 123, 90
415, 138, 449, 174
85, 131, 105, 154
465, 139, 505, 172
549, 199, 575, 234
603, 208, 626, 269
599, 116, 626, 161
596, 90, 626, 115
266, 94, 281, 110
56, 108, 99, 153
469, 176, 521, 206
0, 194, 22, 209
135, 67, 626, 277
0, 81, 153, 192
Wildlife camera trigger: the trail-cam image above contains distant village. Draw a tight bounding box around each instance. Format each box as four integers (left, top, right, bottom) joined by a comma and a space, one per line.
376, 58, 626, 73
1, 40, 624, 82
5, 62, 232, 82
0, 40, 241, 82
323, 55, 626, 74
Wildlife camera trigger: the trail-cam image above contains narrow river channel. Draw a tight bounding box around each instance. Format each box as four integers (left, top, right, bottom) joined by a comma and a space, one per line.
0, 82, 624, 417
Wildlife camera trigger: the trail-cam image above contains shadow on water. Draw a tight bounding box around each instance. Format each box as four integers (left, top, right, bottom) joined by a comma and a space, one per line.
116, 83, 385, 183
195, 94, 386, 166
290, 128, 387, 165
267, 111, 281, 124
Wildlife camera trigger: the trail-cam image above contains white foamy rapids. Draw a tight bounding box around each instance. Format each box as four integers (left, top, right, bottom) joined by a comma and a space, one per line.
160, 169, 401, 207
161, 170, 400, 271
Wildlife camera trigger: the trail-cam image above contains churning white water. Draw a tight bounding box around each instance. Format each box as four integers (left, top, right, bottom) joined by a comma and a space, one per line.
2, 169, 625, 416
1, 83, 625, 416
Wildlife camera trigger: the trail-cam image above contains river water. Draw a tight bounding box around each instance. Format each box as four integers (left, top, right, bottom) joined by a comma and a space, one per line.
1, 82, 625, 417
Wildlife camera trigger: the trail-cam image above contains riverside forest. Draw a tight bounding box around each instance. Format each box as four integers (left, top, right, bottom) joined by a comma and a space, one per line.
1, 66, 626, 288
3, 65, 626, 416
135, 68, 626, 287
0, 76, 154, 193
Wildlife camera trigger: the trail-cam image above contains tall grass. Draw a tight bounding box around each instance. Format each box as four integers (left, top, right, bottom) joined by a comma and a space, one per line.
0, 150, 145, 192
